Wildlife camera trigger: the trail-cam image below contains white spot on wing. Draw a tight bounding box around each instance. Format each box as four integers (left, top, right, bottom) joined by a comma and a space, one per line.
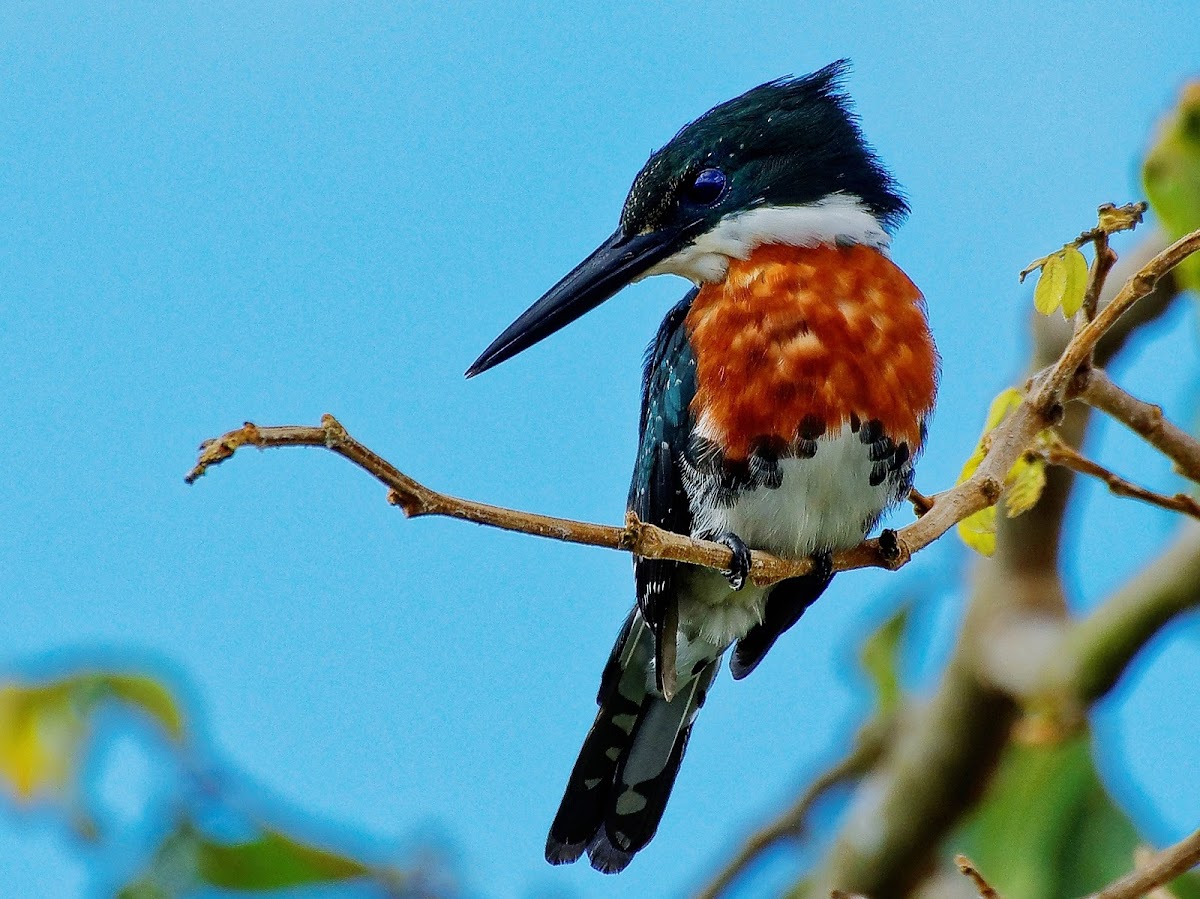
615, 790, 648, 815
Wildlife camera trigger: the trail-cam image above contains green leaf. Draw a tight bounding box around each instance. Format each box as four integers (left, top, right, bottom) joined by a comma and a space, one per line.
1059, 246, 1090, 318
859, 604, 911, 714
99, 675, 186, 741
954, 388, 1026, 555
1144, 81, 1200, 294
1169, 872, 1200, 899
1005, 456, 1047, 518
956, 505, 996, 556
117, 821, 201, 898
196, 828, 372, 890
120, 821, 375, 896
952, 732, 1140, 897
1034, 251, 1068, 315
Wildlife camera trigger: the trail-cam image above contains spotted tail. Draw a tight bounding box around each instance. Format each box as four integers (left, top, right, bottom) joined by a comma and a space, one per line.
546, 609, 719, 874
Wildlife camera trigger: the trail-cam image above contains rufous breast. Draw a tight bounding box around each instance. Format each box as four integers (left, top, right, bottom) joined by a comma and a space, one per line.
684, 244, 938, 461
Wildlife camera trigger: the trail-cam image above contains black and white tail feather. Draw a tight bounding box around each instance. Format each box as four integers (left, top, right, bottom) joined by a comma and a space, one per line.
545, 609, 718, 874
545, 291, 838, 873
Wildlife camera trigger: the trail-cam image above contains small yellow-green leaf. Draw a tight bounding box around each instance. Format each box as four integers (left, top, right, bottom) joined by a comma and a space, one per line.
0, 683, 83, 802
957, 506, 997, 556
1059, 246, 1089, 318
984, 388, 1025, 431
953, 388, 1026, 555
1005, 456, 1047, 517
1033, 251, 1068, 315
955, 445, 985, 486
100, 675, 186, 742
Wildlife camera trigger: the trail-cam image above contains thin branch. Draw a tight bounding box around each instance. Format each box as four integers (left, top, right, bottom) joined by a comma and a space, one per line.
1080, 237, 1117, 327
1082, 369, 1200, 484
1088, 826, 1200, 899
187, 229, 1200, 597
908, 488, 935, 517
1037, 228, 1200, 407
695, 715, 892, 899
956, 855, 1002, 899
186, 416, 882, 587
1018, 202, 1145, 283
1039, 440, 1200, 520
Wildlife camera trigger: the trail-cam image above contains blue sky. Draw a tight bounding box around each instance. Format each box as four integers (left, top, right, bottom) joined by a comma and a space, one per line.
2, 4, 1198, 897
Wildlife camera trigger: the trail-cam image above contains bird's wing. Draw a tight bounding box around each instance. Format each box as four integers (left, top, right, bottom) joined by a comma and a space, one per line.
627, 289, 698, 698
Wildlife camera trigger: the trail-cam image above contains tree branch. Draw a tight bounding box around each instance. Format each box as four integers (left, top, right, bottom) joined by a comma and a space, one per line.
186, 416, 887, 586
798, 222, 1196, 897
1081, 369, 1200, 484
185, 217, 1199, 899
956, 855, 1002, 899
1039, 439, 1200, 520
186, 227, 1200, 597
1088, 826, 1200, 899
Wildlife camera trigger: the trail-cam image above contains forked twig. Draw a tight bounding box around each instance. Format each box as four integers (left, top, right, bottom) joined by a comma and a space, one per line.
188, 226, 1200, 590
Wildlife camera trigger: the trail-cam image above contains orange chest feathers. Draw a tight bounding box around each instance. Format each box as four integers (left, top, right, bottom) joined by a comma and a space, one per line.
684, 244, 938, 461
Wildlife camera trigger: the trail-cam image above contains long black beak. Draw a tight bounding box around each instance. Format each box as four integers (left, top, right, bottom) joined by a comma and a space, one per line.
466, 228, 683, 377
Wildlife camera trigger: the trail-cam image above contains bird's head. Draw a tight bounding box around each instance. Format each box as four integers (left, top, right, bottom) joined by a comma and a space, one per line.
467, 60, 906, 377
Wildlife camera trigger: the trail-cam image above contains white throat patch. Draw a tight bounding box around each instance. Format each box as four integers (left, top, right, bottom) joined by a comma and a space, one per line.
641, 194, 891, 285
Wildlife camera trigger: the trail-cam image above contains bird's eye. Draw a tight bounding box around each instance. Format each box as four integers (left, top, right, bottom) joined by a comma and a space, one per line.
684, 168, 726, 205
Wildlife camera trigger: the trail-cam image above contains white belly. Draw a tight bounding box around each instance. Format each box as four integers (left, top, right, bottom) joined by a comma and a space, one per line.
689, 423, 893, 560
672, 424, 894, 659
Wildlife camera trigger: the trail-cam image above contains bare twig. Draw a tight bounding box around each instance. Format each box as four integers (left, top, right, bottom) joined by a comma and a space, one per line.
956, 855, 1001, 898
1088, 825, 1200, 899
1081, 369, 1200, 483
1018, 202, 1146, 283
187, 416, 880, 587
695, 716, 892, 899
187, 229, 1200, 596
1039, 439, 1200, 520
1080, 236, 1117, 327
908, 488, 935, 517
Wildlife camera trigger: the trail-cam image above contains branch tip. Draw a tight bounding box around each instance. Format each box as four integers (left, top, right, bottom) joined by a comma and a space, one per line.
955, 855, 1001, 898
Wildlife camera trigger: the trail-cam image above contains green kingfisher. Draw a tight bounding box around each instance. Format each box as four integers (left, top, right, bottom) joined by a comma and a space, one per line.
466, 61, 938, 874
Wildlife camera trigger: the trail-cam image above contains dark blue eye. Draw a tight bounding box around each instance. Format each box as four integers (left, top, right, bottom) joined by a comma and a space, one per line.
685, 168, 726, 205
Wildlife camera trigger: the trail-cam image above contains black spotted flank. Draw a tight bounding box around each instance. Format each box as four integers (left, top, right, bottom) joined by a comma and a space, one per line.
798, 415, 826, 440
795, 415, 825, 459
858, 418, 884, 445
687, 435, 785, 508
865, 425, 913, 488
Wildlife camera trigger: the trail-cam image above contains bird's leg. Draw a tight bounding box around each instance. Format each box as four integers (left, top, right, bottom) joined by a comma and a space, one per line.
698, 530, 752, 591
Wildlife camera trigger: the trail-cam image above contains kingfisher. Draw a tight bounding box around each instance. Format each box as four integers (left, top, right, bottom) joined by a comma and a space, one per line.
466, 61, 937, 874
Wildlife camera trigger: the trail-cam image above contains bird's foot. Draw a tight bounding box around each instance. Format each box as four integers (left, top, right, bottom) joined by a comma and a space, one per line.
701, 530, 752, 591
879, 528, 900, 563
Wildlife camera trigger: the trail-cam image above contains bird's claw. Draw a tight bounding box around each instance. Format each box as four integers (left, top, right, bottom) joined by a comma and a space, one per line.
705, 531, 752, 590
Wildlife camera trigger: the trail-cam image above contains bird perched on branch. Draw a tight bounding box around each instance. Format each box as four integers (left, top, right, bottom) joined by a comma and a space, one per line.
467, 61, 938, 874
